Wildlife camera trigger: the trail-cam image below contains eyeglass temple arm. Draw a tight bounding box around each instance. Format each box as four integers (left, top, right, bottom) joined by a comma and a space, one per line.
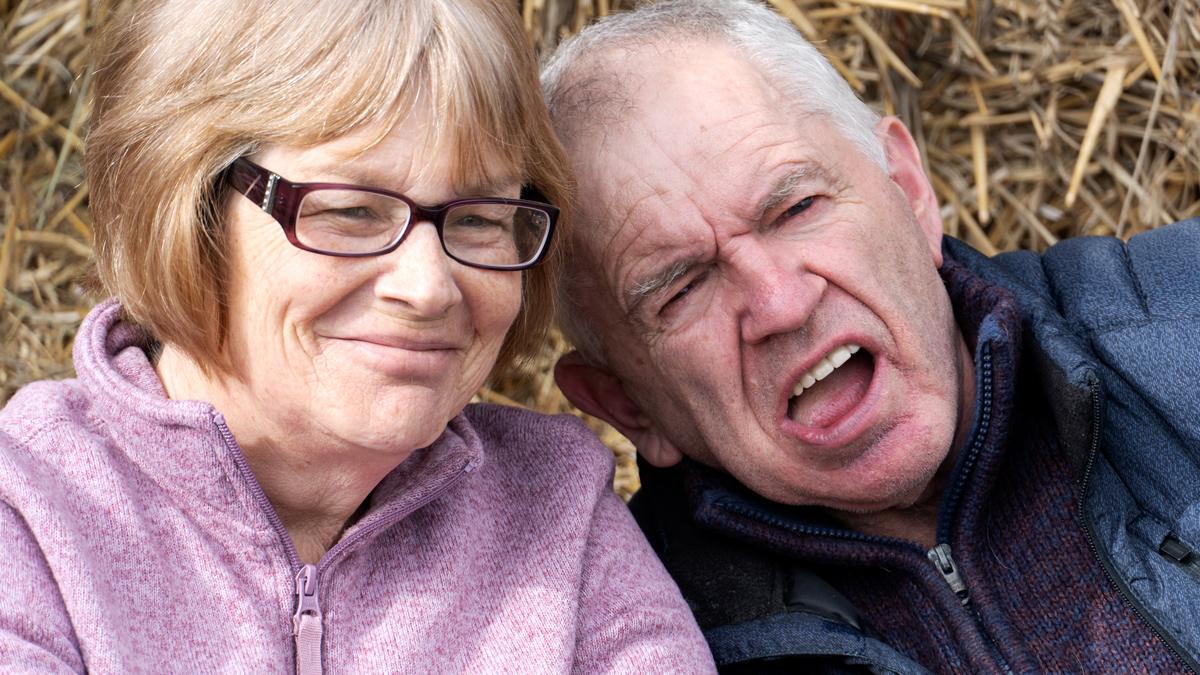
226, 159, 280, 213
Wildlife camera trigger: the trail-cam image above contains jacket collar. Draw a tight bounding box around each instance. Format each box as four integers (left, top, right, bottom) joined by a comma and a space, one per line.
941, 237, 1102, 480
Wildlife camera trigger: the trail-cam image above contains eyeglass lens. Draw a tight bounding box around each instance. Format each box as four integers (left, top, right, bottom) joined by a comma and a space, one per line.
296, 189, 550, 266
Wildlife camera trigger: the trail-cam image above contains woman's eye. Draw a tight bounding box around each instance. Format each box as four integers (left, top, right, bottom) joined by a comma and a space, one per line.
330, 207, 374, 219
301, 205, 374, 219
781, 196, 815, 220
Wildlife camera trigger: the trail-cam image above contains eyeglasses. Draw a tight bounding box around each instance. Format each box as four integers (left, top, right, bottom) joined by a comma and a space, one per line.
224, 158, 557, 271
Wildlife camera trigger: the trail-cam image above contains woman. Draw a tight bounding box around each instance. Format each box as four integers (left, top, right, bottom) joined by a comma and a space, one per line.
0, 0, 714, 672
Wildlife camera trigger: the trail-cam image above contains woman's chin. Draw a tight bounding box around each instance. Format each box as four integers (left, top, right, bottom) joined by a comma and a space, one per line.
307, 385, 462, 455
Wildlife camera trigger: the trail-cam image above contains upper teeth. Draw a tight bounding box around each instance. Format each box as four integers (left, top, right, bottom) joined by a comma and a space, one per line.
793, 344, 861, 397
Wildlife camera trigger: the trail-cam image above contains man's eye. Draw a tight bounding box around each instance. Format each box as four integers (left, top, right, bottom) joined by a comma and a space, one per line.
666, 282, 694, 307
661, 274, 705, 314
782, 196, 815, 220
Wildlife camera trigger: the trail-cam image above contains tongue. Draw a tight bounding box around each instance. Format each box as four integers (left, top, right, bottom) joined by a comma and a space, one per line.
790, 352, 873, 428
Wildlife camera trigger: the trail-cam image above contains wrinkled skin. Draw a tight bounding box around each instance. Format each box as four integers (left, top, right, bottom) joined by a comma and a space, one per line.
555, 43, 973, 528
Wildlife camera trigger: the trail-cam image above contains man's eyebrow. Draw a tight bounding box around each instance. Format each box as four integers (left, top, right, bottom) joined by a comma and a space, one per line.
625, 258, 697, 315
757, 165, 828, 220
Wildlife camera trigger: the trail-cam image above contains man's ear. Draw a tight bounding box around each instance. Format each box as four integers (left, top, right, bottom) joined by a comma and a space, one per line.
876, 116, 944, 266
554, 351, 684, 467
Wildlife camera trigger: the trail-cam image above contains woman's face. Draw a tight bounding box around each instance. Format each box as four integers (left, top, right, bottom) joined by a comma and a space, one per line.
221, 110, 523, 455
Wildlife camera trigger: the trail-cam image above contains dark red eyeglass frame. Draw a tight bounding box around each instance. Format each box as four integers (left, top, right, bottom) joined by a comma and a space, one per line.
224, 157, 558, 271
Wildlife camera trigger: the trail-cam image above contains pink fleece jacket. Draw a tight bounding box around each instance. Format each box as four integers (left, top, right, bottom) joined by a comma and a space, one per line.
0, 300, 715, 674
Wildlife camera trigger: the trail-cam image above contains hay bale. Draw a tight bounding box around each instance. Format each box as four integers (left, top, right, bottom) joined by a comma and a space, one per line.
3, 0, 1198, 499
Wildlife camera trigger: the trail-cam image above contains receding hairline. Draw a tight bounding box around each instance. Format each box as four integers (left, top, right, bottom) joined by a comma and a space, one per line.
541, 0, 887, 364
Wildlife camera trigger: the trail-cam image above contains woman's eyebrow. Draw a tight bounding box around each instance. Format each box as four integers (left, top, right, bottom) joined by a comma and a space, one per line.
297, 165, 523, 197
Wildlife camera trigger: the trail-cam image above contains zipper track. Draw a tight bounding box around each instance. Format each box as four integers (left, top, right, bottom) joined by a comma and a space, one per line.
214, 413, 474, 674
716, 497, 1024, 673
714, 498, 916, 550
1076, 376, 1200, 673
317, 460, 470, 572
215, 417, 305, 570
216, 411, 471, 573
936, 349, 993, 544
935, 346, 1013, 674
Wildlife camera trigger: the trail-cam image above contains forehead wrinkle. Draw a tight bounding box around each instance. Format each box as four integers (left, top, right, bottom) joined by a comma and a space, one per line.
592, 133, 702, 281
694, 117, 800, 223
591, 174, 668, 307
699, 107, 781, 156
605, 188, 671, 289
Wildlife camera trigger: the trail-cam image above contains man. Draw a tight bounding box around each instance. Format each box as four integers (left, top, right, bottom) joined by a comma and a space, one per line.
541, 1, 1200, 672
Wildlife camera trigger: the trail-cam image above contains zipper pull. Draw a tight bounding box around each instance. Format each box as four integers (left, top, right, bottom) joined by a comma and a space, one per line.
1160, 534, 1200, 581
293, 564, 324, 675
927, 543, 971, 606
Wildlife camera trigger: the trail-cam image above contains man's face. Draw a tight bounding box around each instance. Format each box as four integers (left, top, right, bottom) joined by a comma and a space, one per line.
559, 44, 972, 514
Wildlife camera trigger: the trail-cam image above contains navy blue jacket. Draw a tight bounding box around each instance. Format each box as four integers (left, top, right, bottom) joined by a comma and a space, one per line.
632, 220, 1200, 673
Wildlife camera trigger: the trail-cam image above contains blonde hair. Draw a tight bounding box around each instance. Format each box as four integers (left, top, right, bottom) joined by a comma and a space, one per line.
87, 0, 569, 375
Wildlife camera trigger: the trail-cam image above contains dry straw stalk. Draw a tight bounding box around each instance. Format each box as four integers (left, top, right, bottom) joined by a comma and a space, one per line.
3, 0, 1198, 498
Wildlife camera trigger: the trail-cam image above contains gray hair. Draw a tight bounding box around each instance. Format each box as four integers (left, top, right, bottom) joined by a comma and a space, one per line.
541, 0, 886, 364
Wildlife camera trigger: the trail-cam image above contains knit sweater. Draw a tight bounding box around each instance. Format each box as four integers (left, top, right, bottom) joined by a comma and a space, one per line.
0, 299, 716, 674
796, 257, 1181, 672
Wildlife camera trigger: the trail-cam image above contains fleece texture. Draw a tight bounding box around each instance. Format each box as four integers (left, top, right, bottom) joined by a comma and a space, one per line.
0, 299, 715, 674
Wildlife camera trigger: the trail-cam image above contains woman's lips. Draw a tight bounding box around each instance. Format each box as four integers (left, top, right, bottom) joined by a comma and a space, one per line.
339, 334, 462, 351
328, 335, 462, 376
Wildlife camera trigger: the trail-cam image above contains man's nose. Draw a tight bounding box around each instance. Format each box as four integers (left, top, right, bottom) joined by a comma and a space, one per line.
374, 222, 463, 317
736, 244, 826, 345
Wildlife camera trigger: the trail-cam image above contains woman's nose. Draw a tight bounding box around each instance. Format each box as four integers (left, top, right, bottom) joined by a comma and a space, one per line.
374, 222, 464, 317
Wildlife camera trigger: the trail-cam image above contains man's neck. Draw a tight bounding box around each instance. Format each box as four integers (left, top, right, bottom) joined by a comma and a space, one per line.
836, 501, 941, 550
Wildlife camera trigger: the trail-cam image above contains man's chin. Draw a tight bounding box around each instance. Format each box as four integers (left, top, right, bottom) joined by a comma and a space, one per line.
768, 453, 948, 516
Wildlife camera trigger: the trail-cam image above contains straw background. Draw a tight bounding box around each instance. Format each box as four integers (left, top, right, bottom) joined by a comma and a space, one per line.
3, 0, 1198, 499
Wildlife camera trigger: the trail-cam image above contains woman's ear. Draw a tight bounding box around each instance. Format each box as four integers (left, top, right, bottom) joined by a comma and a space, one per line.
554, 351, 684, 467
876, 116, 944, 266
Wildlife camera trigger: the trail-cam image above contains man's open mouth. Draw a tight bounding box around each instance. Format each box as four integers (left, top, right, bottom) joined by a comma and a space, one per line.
787, 344, 876, 428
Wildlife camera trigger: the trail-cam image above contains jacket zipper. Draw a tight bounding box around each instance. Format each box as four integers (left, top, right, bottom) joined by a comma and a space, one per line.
932, 347, 1013, 673
293, 564, 323, 675
925, 542, 1014, 674
214, 414, 475, 674
1075, 376, 1200, 673
717, 499, 1018, 672
927, 543, 969, 606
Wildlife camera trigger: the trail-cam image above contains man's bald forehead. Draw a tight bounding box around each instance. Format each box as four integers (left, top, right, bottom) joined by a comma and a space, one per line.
543, 45, 654, 148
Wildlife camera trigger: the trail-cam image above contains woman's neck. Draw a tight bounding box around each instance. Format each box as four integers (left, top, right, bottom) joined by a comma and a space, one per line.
155, 345, 394, 563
